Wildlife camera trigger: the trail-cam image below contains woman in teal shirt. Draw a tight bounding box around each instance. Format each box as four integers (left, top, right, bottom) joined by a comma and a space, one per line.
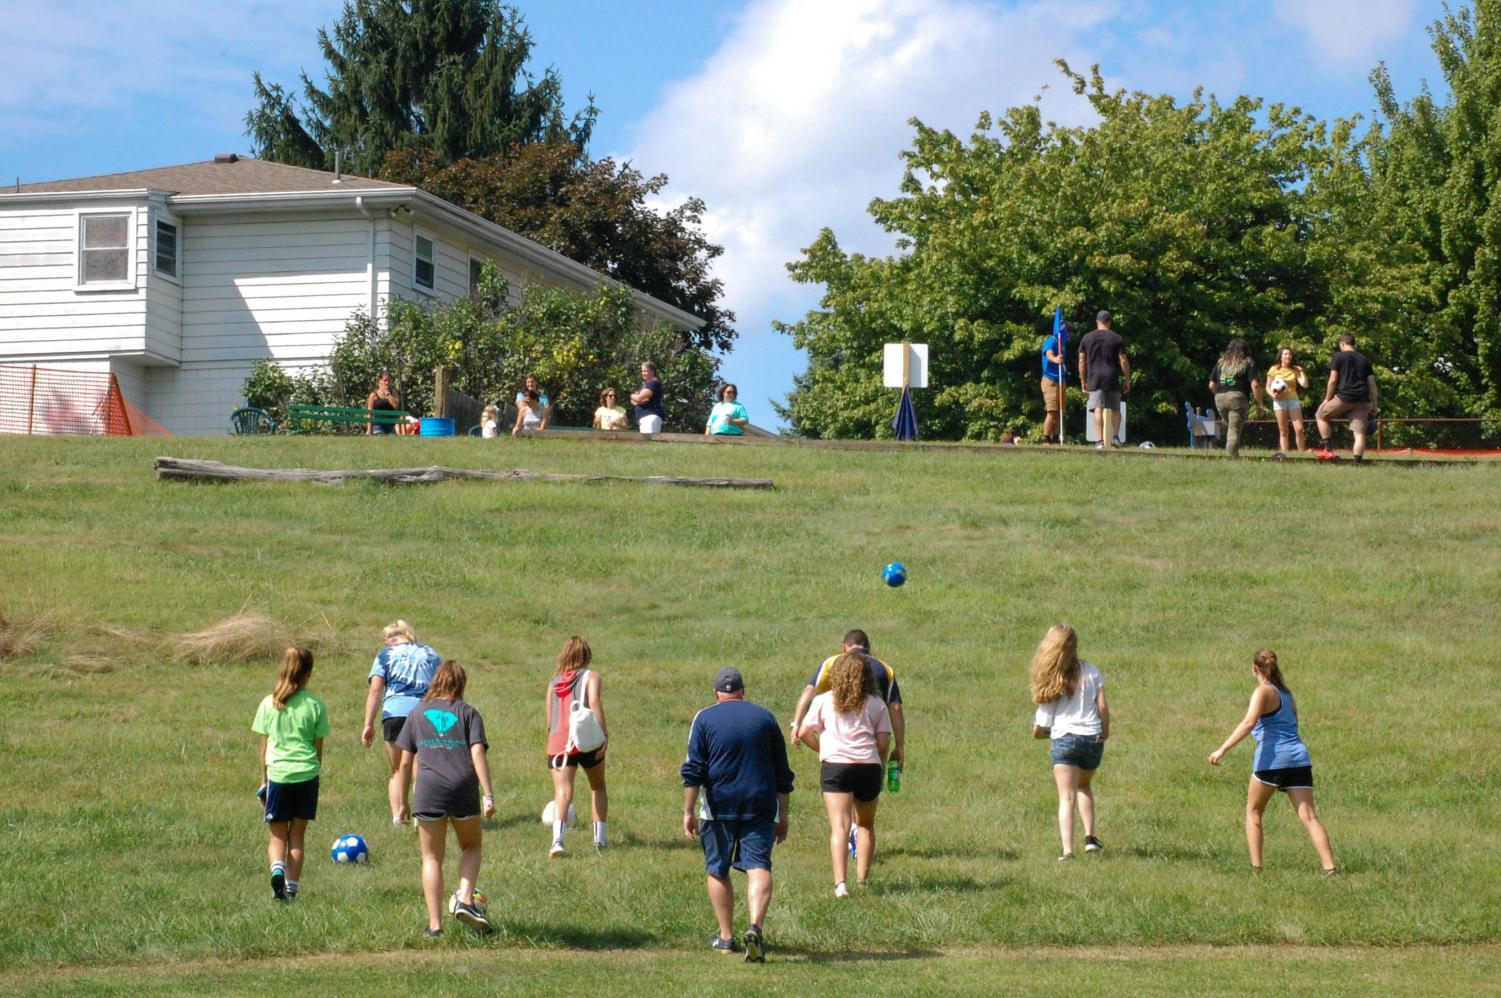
706, 384, 750, 436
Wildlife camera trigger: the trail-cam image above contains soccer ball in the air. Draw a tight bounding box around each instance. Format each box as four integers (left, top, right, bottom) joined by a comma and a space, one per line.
541, 801, 578, 826
882, 562, 908, 588
1270, 377, 1288, 396
448, 888, 489, 915
330, 834, 369, 863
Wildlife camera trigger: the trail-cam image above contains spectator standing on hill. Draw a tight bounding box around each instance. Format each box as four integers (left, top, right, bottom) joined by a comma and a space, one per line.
1030, 624, 1109, 860
790, 629, 905, 772
682, 667, 793, 963
1209, 649, 1337, 875
1265, 347, 1311, 455
1315, 334, 1379, 463
631, 361, 665, 434
1208, 337, 1265, 458
252, 647, 327, 902
1040, 321, 1068, 443
361, 620, 442, 825
706, 383, 750, 436
1078, 311, 1130, 448
514, 374, 551, 430
593, 388, 628, 430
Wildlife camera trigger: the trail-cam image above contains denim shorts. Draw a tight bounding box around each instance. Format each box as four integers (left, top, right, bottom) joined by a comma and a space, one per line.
264, 776, 319, 823
1051, 734, 1105, 771
700, 817, 775, 877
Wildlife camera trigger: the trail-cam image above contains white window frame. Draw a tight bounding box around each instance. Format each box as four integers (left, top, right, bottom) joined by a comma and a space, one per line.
74, 209, 138, 292
152, 209, 181, 284
413, 229, 437, 294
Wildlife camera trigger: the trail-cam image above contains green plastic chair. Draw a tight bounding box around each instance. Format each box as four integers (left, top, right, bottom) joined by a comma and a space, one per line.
230, 407, 277, 435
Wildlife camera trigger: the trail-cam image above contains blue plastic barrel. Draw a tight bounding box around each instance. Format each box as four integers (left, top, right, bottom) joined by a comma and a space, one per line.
419, 417, 455, 437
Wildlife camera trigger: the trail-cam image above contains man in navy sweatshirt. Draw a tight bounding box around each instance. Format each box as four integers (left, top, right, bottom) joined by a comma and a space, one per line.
681, 666, 794, 963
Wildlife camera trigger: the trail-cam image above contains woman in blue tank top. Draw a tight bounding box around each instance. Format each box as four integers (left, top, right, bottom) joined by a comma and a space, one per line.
1209, 649, 1337, 874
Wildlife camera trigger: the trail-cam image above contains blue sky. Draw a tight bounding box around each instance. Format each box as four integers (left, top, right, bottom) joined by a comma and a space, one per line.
0, 0, 1456, 424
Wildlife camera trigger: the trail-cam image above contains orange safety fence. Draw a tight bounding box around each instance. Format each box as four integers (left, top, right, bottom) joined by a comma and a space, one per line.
0, 365, 169, 437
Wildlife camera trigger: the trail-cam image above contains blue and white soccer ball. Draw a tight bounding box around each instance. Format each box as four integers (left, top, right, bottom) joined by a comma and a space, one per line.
330, 834, 369, 864
882, 562, 908, 588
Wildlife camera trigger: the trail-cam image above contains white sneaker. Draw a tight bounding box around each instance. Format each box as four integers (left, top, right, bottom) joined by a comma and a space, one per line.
834, 882, 849, 898
549, 840, 565, 858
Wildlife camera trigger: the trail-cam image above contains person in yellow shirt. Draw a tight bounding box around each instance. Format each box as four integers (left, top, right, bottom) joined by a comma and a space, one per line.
1265, 347, 1311, 455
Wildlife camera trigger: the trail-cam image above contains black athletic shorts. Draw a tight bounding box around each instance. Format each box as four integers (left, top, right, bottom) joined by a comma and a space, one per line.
820, 762, 883, 802
382, 715, 408, 743
548, 749, 603, 770
1254, 765, 1313, 791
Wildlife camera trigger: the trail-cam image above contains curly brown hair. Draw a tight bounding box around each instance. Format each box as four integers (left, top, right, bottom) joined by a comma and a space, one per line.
830, 652, 874, 714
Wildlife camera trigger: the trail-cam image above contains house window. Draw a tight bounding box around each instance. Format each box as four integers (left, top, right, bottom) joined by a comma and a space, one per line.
469, 257, 484, 295
414, 233, 436, 291
154, 218, 179, 279
79, 213, 132, 285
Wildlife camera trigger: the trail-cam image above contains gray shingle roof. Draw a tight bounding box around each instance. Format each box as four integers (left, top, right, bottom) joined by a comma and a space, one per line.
15, 157, 407, 196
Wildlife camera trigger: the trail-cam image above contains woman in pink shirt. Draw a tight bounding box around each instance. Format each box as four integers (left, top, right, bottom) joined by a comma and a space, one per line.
796, 652, 892, 897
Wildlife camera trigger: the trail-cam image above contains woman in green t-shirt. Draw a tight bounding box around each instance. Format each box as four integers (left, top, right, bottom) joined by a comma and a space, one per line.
252, 647, 328, 902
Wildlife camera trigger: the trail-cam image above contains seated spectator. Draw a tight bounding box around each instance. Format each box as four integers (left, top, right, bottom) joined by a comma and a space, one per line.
594, 389, 628, 431
515, 374, 551, 430
706, 384, 750, 436
512, 392, 545, 437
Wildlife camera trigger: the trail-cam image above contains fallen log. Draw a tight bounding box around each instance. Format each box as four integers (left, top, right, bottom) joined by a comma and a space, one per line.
154, 457, 773, 490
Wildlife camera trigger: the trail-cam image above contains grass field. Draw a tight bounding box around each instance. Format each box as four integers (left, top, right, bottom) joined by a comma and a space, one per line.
1, 435, 1498, 993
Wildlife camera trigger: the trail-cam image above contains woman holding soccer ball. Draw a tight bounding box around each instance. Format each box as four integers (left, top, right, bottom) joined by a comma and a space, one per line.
1209, 649, 1337, 874
1030, 624, 1109, 860
1265, 347, 1311, 454
797, 652, 892, 896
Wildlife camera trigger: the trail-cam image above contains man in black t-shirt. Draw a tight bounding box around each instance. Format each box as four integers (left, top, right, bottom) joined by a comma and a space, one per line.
1077, 310, 1131, 448
1315, 333, 1379, 462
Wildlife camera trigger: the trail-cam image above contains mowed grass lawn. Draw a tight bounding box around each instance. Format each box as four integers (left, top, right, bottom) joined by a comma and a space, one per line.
0, 435, 1497, 993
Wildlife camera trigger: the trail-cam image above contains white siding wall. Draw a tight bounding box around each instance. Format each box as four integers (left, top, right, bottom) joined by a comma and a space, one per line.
145, 196, 183, 363
0, 200, 152, 360
151, 210, 379, 435
387, 214, 525, 306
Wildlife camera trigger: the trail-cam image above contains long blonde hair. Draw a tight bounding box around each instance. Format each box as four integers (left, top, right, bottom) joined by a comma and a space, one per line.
830, 652, 873, 714
383, 619, 416, 644
272, 647, 315, 709
557, 635, 592, 674
1030, 624, 1080, 704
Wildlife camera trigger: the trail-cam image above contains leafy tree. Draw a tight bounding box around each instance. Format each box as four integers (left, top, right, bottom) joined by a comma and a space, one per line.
779, 64, 1334, 442
380, 144, 734, 351
245, 0, 595, 176
1361, 0, 1501, 417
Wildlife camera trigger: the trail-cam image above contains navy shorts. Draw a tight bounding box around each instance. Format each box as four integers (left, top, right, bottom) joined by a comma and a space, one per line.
1051, 734, 1105, 771
701, 817, 775, 877
1254, 766, 1313, 791
264, 776, 319, 823
382, 715, 408, 743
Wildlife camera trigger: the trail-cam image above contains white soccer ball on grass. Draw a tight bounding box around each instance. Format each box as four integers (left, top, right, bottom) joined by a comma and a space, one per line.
541, 801, 578, 826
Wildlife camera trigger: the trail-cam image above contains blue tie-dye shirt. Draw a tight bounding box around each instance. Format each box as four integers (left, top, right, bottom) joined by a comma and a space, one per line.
369, 642, 442, 719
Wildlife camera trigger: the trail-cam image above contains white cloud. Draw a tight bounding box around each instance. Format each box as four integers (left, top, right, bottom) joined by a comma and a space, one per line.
621, 0, 1110, 412
1272, 0, 1422, 68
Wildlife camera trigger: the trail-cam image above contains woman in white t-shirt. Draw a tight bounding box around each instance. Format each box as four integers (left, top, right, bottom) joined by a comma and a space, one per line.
1030, 624, 1110, 860
796, 652, 892, 897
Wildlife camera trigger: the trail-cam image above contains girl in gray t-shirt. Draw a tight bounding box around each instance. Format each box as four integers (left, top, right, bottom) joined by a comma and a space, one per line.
395, 660, 495, 936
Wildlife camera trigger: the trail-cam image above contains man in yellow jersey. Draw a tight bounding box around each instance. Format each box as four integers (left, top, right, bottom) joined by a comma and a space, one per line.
790, 629, 905, 770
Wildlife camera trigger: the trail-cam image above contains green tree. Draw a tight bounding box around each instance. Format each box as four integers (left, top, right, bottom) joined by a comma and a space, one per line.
1361, 0, 1501, 418
245, 0, 595, 176
380, 143, 734, 352
779, 64, 1334, 442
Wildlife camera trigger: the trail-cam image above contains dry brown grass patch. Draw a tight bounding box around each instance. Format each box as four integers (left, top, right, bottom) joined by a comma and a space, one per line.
0, 609, 52, 661
172, 610, 291, 665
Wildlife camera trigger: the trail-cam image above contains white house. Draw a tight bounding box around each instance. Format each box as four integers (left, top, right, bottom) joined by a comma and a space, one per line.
0, 155, 703, 435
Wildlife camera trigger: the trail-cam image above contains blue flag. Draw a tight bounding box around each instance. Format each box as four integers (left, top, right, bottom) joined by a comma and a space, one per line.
892, 385, 918, 441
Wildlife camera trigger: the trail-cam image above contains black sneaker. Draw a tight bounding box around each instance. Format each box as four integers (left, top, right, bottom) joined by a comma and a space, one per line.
1084, 835, 1103, 853
423, 927, 443, 938
271, 870, 287, 901
743, 925, 765, 963
707, 933, 741, 954
452, 900, 494, 935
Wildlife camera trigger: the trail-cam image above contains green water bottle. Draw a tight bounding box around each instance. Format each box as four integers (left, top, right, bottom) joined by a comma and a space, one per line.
886, 758, 901, 793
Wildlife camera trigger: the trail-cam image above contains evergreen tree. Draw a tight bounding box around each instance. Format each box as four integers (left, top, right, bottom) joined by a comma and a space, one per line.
245, 0, 595, 176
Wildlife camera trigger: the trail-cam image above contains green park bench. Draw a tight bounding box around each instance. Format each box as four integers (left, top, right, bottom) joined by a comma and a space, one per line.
287, 404, 410, 434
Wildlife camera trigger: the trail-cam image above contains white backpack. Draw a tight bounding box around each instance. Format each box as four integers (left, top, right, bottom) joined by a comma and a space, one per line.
555, 669, 606, 765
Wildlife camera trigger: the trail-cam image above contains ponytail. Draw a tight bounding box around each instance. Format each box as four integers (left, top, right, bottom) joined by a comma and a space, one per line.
272, 647, 315, 709
1253, 648, 1290, 693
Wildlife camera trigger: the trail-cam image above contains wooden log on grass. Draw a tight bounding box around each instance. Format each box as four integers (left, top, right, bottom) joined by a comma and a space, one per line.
154, 457, 773, 489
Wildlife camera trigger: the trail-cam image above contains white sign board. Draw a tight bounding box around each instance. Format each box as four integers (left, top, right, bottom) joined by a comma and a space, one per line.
1085, 402, 1127, 444
883, 343, 929, 388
